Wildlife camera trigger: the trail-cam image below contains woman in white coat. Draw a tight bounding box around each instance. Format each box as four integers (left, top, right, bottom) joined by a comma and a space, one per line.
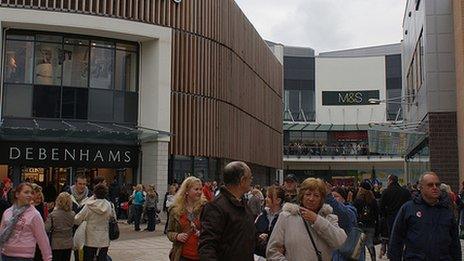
266, 178, 347, 261
75, 184, 116, 261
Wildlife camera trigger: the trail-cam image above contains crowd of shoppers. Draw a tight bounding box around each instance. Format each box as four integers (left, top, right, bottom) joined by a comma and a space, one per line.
0, 164, 462, 261
164, 165, 463, 261
0, 173, 164, 261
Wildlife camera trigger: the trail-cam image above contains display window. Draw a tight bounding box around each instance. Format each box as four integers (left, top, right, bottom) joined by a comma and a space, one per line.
2, 30, 139, 124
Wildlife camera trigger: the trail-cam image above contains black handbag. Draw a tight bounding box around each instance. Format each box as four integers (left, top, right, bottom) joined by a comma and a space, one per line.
109, 203, 120, 240
109, 217, 119, 240
301, 216, 323, 261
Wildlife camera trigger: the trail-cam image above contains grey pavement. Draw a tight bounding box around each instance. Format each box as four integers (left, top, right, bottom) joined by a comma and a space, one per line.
108, 221, 464, 261
109, 221, 171, 261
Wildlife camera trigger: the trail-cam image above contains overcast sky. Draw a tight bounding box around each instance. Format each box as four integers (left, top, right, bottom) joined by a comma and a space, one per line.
234, 0, 408, 53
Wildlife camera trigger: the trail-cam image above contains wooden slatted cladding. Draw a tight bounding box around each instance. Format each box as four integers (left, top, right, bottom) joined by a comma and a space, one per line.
0, 0, 283, 169
171, 29, 282, 169
0, 0, 281, 96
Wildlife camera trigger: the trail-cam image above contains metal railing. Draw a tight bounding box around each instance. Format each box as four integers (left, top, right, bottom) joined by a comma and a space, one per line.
283, 144, 399, 157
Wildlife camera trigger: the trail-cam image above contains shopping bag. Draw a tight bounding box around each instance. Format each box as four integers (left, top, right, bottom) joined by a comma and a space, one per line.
338, 226, 367, 260
73, 221, 87, 250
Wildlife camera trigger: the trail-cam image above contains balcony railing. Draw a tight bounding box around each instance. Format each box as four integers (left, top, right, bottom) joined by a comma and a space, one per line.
283, 144, 400, 157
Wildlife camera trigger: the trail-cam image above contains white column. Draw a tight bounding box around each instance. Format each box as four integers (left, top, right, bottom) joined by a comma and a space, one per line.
141, 140, 169, 202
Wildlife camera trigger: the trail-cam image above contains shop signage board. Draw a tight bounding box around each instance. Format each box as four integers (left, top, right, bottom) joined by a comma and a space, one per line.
322, 90, 380, 106
0, 142, 138, 168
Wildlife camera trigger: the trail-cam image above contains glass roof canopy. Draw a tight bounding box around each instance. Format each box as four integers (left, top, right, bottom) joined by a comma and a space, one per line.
283, 123, 371, 132
0, 118, 170, 145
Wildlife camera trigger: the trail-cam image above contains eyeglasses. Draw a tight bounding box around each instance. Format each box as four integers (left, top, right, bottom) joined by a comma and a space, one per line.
425, 182, 441, 188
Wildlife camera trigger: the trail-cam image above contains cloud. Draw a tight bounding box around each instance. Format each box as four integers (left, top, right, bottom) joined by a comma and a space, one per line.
235, 0, 407, 53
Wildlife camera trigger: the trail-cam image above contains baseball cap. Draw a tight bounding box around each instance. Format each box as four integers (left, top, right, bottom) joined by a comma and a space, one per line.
284, 174, 297, 182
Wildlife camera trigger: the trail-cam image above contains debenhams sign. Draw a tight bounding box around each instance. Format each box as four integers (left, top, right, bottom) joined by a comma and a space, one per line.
0, 142, 138, 168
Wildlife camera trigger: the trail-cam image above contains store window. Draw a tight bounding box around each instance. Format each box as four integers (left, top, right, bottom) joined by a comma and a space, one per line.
90, 47, 114, 89
4, 40, 34, 83
2, 30, 139, 124
62, 41, 89, 87
34, 42, 62, 85
2, 84, 32, 117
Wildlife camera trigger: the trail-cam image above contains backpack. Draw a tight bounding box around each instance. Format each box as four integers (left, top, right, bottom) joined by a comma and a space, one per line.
359, 204, 372, 224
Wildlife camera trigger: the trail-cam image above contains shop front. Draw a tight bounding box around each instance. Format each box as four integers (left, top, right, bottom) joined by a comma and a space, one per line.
0, 140, 138, 201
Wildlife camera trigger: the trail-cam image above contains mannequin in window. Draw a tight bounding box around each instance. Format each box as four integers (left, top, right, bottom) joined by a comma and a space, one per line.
35, 46, 54, 85
5, 51, 17, 82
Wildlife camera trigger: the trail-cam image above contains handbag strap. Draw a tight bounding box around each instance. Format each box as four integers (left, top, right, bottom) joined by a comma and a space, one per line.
301, 216, 322, 260
50, 215, 54, 233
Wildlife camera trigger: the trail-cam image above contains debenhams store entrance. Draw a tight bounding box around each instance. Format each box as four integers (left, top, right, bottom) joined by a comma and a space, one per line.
0, 120, 140, 202
0, 29, 144, 200
0, 138, 138, 192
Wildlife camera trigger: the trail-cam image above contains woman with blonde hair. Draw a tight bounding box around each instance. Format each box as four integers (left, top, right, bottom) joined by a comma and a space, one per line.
267, 178, 347, 261
45, 192, 75, 261
0, 183, 52, 261
131, 184, 145, 231
167, 177, 206, 261
144, 185, 159, 232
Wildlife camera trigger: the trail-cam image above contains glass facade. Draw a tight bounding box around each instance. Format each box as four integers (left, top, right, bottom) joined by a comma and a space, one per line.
386, 54, 403, 121
406, 142, 430, 184
283, 56, 315, 122
2, 30, 139, 124
284, 130, 371, 156
284, 167, 405, 187
169, 156, 219, 183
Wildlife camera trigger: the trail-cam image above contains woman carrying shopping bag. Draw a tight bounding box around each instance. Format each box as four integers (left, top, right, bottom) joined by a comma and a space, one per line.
75, 184, 116, 261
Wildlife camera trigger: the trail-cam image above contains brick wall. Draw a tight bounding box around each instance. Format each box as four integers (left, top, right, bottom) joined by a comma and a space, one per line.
428, 112, 460, 191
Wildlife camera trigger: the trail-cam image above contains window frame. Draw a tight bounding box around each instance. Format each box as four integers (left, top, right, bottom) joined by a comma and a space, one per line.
1, 29, 139, 124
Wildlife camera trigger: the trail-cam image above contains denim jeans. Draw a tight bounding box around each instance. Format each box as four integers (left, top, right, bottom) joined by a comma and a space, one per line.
133, 204, 143, 230
363, 227, 376, 261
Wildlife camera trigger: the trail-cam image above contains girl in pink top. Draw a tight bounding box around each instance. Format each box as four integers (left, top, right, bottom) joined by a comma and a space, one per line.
0, 183, 52, 261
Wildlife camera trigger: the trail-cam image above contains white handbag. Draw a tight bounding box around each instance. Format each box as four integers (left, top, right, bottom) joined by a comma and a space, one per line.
73, 220, 87, 250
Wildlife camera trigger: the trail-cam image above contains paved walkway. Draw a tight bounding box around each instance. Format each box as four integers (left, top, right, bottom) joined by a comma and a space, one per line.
109, 221, 171, 261
108, 221, 464, 261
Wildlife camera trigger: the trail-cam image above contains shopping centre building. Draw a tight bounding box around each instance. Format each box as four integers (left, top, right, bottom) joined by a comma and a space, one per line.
276, 42, 406, 186
402, 0, 464, 190
0, 0, 283, 196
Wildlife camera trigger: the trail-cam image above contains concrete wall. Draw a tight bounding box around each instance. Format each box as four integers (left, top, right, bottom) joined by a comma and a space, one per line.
403, 0, 456, 122
453, 0, 464, 187
315, 56, 387, 124
403, 0, 460, 190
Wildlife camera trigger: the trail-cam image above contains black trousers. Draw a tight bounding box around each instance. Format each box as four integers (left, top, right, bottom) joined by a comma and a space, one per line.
83, 246, 108, 261
52, 249, 72, 261
146, 208, 156, 231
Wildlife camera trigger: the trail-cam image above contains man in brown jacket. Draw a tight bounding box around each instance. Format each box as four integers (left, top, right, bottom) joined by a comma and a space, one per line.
199, 161, 256, 261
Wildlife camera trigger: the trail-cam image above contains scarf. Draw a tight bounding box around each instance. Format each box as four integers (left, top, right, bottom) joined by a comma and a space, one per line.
70, 185, 89, 204
0, 204, 29, 246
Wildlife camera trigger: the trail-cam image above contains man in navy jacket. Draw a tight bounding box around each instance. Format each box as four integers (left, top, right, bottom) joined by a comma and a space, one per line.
389, 172, 461, 261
